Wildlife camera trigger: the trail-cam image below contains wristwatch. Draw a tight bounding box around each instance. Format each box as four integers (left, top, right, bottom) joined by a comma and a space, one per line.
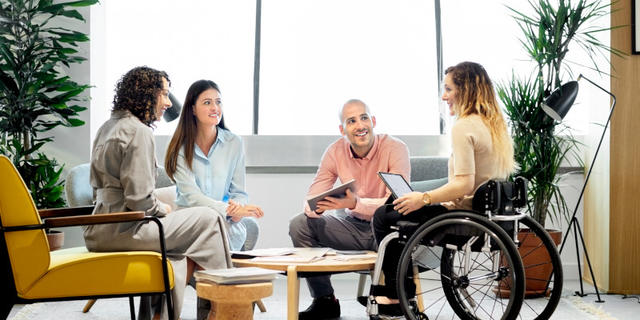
422, 192, 432, 206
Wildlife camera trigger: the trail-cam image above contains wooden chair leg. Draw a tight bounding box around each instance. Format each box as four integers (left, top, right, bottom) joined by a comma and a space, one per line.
412, 264, 424, 312
83, 299, 97, 313
255, 299, 267, 312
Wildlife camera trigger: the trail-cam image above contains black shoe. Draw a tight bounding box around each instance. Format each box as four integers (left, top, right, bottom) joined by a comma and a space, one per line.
377, 300, 419, 317
299, 294, 340, 320
377, 303, 403, 316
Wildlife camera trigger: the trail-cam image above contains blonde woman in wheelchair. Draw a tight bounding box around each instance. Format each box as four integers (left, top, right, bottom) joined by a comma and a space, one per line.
371, 61, 516, 318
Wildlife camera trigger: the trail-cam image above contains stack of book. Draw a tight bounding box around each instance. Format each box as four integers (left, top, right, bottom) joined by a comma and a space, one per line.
194, 267, 280, 285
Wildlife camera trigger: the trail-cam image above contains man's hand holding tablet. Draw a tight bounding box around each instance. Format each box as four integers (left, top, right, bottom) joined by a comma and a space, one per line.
314, 189, 358, 214
307, 179, 356, 214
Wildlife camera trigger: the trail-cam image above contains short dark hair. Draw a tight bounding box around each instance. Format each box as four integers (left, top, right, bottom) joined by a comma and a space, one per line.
112, 66, 170, 127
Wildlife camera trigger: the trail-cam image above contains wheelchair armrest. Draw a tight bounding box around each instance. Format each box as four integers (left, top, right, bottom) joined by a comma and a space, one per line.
396, 221, 419, 228
396, 221, 421, 242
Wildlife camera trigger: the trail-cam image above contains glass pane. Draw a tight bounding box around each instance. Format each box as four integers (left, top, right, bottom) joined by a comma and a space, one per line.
441, 0, 611, 135
101, 0, 255, 135
259, 0, 438, 135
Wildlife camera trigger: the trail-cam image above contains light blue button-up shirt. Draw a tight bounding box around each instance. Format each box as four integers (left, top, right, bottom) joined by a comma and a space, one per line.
173, 128, 249, 250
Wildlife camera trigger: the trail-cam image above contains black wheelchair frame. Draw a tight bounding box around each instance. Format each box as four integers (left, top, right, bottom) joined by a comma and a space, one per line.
367, 177, 563, 320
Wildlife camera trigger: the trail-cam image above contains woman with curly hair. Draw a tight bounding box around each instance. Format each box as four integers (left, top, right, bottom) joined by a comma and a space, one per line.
84, 66, 231, 319
370, 61, 516, 316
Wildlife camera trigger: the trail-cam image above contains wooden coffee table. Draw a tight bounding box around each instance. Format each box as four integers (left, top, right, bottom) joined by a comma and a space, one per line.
233, 249, 377, 320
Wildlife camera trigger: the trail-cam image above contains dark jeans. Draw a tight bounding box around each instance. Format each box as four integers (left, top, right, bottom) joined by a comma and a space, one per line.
372, 203, 448, 299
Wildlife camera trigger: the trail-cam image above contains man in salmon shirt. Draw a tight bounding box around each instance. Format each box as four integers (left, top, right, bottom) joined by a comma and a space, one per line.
289, 99, 411, 320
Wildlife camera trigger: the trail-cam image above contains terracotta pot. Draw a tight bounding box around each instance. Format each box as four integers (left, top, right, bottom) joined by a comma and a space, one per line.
46, 230, 64, 251
518, 228, 562, 297
495, 229, 562, 298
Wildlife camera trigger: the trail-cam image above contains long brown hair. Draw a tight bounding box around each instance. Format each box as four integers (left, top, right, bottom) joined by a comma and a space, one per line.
445, 61, 515, 178
165, 80, 227, 181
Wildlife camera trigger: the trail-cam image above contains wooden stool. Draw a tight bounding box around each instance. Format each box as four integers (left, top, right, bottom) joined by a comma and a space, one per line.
196, 281, 273, 320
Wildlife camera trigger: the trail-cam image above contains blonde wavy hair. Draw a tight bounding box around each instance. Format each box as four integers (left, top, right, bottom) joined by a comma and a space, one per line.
445, 61, 516, 178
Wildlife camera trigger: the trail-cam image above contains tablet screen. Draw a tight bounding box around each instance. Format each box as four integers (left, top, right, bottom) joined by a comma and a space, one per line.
378, 172, 413, 198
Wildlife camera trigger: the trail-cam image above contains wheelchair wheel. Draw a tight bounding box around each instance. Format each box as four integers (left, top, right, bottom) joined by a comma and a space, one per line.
397, 213, 525, 320
515, 215, 563, 320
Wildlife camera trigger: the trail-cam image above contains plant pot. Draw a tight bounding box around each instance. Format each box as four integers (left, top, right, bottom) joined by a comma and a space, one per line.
519, 228, 562, 297
46, 230, 64, 251
495, 228, 562, 298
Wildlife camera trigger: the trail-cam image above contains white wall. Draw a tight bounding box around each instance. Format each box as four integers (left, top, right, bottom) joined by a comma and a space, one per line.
41, 6, 91, 171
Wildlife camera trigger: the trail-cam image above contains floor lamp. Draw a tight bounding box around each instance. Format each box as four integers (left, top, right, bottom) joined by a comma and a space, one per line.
541, 74, 616, 303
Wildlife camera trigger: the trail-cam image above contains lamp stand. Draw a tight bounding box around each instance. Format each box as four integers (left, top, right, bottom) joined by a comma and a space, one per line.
560, 216, 604, 302
557, 74, 615, 303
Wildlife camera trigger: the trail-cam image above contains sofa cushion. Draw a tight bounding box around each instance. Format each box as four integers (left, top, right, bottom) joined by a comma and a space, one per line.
410, 177, 448, 192
65, 163, 92, 207
65, 164, 175, 207
154, 186, 177, 211
410, 156, 448, 182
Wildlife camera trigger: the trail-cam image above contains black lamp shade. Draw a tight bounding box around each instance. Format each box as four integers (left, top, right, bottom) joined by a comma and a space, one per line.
163, 92, 183, 122
541, 81, 579, 121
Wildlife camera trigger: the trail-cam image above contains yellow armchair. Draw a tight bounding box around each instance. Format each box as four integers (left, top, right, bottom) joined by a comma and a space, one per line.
0, 155, 175, 320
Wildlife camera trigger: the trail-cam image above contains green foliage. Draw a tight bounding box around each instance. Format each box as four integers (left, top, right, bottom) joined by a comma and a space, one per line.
498, 0, 621, 227
0, 0, 98, 208
22, 152, 66, 208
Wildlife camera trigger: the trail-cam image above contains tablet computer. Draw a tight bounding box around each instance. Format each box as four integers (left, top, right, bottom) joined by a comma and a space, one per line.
378, 172, 413, 199
306, 179, 355, 212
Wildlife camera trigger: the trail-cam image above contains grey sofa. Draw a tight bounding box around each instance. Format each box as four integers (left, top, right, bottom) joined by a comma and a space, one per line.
65, 164, 175, 208
64, 164, 258, 250
409, 156, 449, 192
66, 156, 449, 208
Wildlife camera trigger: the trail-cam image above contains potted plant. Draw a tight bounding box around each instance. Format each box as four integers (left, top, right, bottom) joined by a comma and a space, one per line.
498, 0, 623, 229
496, 0, 624, 298
0, 0, 98, 249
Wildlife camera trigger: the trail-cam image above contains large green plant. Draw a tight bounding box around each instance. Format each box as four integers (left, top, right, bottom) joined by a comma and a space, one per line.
0, 0, 97, 208
498, 0, 623, 227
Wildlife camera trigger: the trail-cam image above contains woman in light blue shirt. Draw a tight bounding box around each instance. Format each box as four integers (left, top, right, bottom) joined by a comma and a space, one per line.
165, 80, 263, 251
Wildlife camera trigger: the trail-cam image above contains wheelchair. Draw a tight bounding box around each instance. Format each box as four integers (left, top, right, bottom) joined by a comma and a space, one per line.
367, 177, 563, 320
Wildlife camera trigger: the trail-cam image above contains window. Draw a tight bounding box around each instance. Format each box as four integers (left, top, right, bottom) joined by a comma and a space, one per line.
94, 0, 255, 135
259, 0, 438, 134
93, 0, 608, 137
441, 0, 610, 135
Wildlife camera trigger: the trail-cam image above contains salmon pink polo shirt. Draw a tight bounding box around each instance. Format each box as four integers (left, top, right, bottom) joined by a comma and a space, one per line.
303, 134, 411, 221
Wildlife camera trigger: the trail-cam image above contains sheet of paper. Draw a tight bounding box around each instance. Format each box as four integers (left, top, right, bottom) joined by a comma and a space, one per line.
231, 247, 296, 258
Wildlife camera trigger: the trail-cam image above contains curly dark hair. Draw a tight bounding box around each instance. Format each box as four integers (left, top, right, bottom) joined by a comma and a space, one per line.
112, 66, 170, 127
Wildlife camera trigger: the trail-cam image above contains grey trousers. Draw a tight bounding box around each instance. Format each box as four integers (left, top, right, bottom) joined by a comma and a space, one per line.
85, 206, 233, 320
288, 210, 376, 298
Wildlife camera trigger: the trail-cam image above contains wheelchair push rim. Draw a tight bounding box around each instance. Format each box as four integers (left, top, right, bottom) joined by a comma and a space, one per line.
396, 213, 526, 320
